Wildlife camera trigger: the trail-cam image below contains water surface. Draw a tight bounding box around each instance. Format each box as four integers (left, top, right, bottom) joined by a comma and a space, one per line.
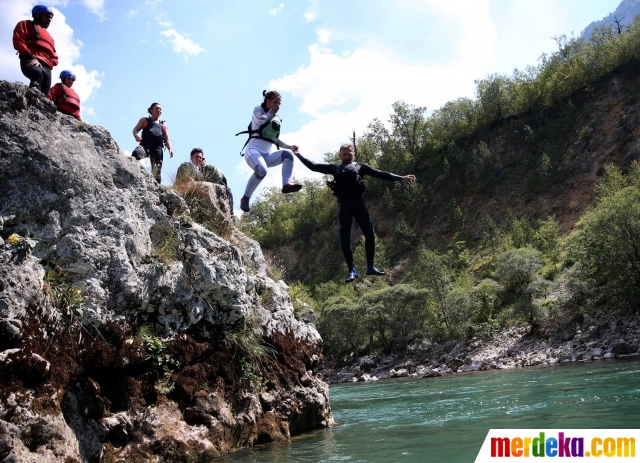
218, 360, 640, 462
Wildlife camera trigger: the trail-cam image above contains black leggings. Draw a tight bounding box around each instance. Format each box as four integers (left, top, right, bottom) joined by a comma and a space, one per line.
143, 145, 164, 184
20, 61, 52, 94
337, 197, 375, 270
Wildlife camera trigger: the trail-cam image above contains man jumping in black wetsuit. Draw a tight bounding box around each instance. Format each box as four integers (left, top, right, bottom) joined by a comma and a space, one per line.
294, 144, 416, 283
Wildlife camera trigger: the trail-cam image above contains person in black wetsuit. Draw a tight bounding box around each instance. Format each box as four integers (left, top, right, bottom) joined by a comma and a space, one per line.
294, 144, 416, 283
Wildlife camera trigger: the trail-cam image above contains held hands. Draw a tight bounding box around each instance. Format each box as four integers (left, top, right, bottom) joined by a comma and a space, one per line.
25, 59, 41, 68
291, 145, 299, 153
402, 174, 416, 183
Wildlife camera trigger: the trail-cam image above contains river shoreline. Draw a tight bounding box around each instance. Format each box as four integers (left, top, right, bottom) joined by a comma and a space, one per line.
317, 311, 640, 384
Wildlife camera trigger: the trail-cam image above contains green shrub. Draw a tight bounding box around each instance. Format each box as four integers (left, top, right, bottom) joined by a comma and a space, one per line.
494, 248, 543, 291
360, 284, 430, 354
317, 296, 366, 359
573, 185, 640, 305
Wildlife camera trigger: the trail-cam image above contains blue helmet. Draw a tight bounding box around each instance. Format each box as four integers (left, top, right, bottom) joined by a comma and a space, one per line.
32, 5, 54, 16
60, 70, 76, 81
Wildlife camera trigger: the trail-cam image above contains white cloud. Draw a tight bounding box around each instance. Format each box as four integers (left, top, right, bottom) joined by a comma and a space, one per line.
269, 3, 284, 16
82, 0, 106, 21
160, 29, 206, 58
269, 0, 497, 165
0, 0, 102, 103
155, 13, 172, 27
316, 28, 331, 44
237, 158, 254, 179
127, 9, 137, 18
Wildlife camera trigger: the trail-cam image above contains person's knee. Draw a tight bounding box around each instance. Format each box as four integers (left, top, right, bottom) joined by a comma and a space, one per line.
254, 165, 267, 179
281, 150, 294, 162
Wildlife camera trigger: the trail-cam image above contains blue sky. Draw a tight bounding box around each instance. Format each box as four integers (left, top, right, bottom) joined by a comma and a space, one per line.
0, 0, 623, 213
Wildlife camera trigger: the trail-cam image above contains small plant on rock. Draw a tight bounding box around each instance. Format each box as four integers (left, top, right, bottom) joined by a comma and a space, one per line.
43, 267, 88, 323
8, 232, 39, 256
138, 325, 180, 395
224, 315, 276, 392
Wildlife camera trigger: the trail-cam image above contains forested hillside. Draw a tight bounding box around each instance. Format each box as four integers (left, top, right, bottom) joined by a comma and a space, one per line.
241, 18, 640, 362
582, 0, 640, 41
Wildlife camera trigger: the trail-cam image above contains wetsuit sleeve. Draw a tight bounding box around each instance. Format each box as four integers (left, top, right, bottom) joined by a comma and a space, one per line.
12, 21, 33, 59
359, 163, 403, 182
295, 153, 336, 175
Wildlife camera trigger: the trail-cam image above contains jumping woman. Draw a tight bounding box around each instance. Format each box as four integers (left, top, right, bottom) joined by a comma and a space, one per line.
238, 90, 302, 212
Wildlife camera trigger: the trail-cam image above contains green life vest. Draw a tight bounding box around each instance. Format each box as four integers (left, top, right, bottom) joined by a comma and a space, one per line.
235, 115, 282, 155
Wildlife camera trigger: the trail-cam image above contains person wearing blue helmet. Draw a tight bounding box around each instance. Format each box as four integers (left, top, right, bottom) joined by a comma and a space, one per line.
47, 70, 81, 120
13, 5, 59, 94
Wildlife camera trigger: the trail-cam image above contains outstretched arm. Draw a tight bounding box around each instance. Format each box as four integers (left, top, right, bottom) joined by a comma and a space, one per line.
358, 164, 403, 182
294, 151, 336, 176
359, 164, 417, 183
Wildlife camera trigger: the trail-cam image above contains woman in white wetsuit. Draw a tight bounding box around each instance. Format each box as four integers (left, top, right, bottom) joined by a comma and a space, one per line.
239, 90, 301, 212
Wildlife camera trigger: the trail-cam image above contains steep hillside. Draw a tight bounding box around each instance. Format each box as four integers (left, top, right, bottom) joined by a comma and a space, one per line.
0, 81, 332, 462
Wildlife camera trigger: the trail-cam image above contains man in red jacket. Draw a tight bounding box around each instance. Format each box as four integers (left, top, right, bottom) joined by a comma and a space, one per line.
13, 5, 59, 94
47, 70, 81, 120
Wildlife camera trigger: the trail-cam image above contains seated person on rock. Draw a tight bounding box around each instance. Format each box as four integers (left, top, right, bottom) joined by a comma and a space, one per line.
47, 70, 81, 120
176, 148, 234, 210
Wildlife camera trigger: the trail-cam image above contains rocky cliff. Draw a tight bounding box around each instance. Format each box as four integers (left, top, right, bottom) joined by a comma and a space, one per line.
0, 81, 333, 462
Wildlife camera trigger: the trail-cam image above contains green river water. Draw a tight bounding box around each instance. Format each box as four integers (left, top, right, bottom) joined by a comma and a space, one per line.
218, 360, 640, 462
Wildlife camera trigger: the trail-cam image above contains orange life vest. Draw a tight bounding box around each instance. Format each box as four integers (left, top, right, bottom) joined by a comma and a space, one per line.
26, 21, 56, 59
53, 83, 80, 112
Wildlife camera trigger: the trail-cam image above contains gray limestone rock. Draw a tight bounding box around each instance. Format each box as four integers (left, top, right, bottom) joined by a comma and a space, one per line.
0, 80, 332, 462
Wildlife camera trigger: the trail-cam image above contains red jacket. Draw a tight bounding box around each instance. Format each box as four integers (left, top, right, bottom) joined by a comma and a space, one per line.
13, 20, 58, 69
47, 83, 81, 120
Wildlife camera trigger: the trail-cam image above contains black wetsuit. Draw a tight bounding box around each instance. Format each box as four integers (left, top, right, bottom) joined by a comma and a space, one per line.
296, 153, 402, 270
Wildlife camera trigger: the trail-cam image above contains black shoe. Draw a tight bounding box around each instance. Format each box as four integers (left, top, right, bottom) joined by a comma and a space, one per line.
345, 268, 359, 283
366, 266, 385, 276
282, 183, 302, 194
29, 81, 41, 92
240, 196, 250, 212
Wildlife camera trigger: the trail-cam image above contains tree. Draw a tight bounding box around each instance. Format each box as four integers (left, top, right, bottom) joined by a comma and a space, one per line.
317, 295, 366, 359
573, 177, 640, 304
360, 285, 430, 354
411, 246, 454, 332
494, 247, 543, 291
475, 73, 512, 121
